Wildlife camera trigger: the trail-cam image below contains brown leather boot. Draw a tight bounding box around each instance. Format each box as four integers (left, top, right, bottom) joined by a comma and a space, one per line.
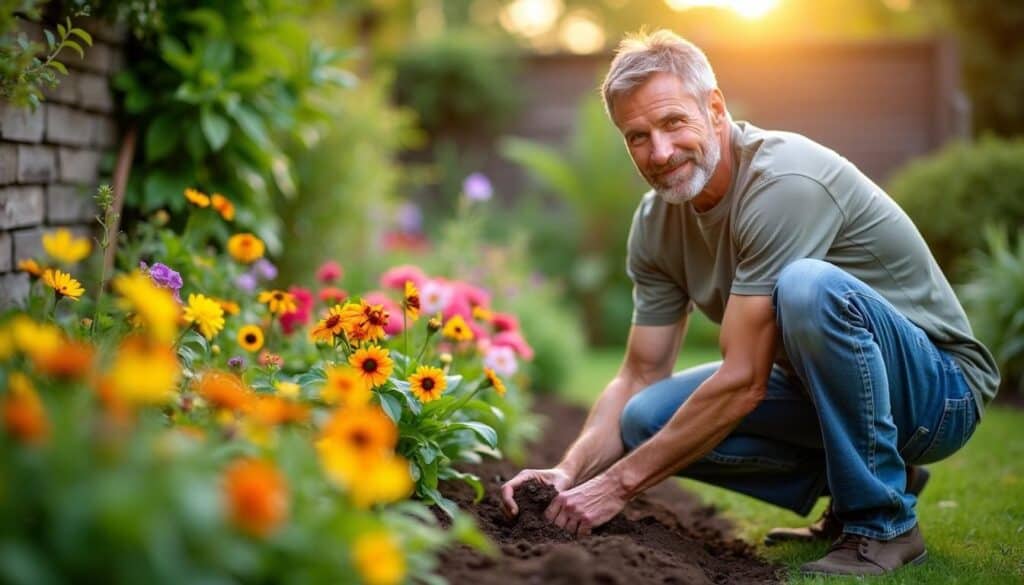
764, 465, 930, 546
800, 524, 928, 576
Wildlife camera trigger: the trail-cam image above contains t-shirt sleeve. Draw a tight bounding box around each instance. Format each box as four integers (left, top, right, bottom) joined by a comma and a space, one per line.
731, 175, 844, 296
626, 205, 692, 325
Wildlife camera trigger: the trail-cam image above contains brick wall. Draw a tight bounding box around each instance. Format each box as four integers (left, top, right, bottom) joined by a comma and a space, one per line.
0, 17, 123, 308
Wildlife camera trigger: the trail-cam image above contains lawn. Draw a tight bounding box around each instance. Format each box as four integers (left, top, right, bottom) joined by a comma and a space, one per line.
567, 346, 1024, 583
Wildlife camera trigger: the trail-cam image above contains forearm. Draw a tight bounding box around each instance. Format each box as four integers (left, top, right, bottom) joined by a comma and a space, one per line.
605, 370, 763, 498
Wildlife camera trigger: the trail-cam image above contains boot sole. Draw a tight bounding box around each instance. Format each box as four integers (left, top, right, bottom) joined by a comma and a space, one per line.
799, 549, 929, 576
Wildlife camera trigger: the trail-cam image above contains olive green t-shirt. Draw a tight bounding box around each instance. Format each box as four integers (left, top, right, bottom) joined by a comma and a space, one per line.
626, 121, 1000, 416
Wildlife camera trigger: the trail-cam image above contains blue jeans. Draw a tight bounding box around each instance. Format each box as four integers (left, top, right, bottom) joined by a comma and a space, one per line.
619, 259, 978, 540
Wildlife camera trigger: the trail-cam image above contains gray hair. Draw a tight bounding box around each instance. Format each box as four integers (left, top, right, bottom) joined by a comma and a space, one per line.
601, 29, 719, 118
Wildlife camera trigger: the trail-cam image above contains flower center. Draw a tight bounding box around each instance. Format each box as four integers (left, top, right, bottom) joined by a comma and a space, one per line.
273, 292, 284, 300
325, 315, 341, 328
245, 333, 257, 344
422, 378, 435, 391
350, 429, 370, 448
362, 359, 378, 373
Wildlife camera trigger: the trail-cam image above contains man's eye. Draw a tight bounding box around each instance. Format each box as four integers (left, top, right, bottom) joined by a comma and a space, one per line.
666, 118, 684, 129
628, 134, 647, 146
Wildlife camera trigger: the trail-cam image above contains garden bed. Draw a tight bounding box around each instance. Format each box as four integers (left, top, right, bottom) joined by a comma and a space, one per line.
438, 394, 781, 584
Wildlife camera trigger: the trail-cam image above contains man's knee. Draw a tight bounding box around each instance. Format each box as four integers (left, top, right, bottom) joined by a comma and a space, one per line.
774, 259, 847, 330
620, 392, 660, 451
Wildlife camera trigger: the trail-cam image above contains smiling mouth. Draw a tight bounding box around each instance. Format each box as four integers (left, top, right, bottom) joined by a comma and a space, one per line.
657, 160, 691, 181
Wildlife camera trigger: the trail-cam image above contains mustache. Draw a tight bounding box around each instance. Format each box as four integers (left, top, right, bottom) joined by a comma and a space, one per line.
653, 150, 698, 175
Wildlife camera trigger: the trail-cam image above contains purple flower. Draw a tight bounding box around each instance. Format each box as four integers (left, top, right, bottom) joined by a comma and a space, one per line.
141, 261, 183, 301
228, 356, 245, 370
463, 172, 493, 202
253, 258, 278, 281
235, 273, 257, 292
396, 201, 423, 233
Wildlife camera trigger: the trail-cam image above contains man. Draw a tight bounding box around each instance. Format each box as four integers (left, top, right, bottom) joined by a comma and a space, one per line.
501, 30, 999, 576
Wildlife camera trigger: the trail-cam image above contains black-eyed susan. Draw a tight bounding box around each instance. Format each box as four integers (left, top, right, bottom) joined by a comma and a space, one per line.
42, 269, 84, 301
42, 228, 91, 264
184, 187, 211, 208
223, 458, 289, 538
211, 193, 235, 220
353, 531, 406, 585
227, 233, 265, 264
258, 290, 297, 316
408, 365, 446, 403
237, 325, 264, 352
320, 405, 399, 458
340, 300, 389, 343
482, 367, 507, 397
17, 258, 43, 277
321, 366, 371, 406
310, 304, 346, 343
403, 281, 420, 321
184, 293, 225, 340
348, 345, 393, 388
442, 314, 473, 342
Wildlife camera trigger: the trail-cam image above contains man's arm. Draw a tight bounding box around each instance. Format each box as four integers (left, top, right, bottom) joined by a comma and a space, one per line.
545, 294, 778, 535
500, 317, 687, 516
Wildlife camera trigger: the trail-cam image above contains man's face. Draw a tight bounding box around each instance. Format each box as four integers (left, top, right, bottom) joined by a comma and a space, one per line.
611, 72, 721, 205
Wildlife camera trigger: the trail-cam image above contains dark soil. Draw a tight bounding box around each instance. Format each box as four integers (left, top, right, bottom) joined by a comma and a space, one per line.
437, 394, 781, 584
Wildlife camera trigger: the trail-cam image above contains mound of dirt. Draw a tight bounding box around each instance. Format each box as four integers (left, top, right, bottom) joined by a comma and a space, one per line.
437, 395, 781, 584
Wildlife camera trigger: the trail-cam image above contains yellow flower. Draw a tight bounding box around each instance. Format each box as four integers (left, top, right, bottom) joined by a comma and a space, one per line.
42, 269, 84, 301
310, 304, 346, 343
408, 365, 446, 403
339, 300, 389, 343
348, 345, 393, 388
10, 316, 61, 359
442, 314, 474, 342
42, 228, 91, 264
353, 531, 406, 585
17, 258, 44, 277
320, 366, 371, 406
184, 187, 210, 208
216, 298, 240, 316
483, 367, 506, 397
112, 272, 179, 344
223, 458, 289, 538
403, 281, 420, 321
317, 406, 412, 507
105, 337, 180, 405
275, 381, 300, 399
472, 305, 493, 322
184, 294, 226, 340
227, 233, 265, 264
258, 290, 297, 316
2, 372, 50, 444
321, 405, 398, 455
211, 193, 235, 221
237, 325, 264, 352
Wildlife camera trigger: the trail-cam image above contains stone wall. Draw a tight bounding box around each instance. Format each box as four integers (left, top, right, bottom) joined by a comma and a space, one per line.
0, 17, 123, 308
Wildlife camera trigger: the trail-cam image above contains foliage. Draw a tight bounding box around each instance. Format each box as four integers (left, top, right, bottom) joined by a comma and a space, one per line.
113, 1, 356, 253
0, 3, 93, 109
887, 136, 1024, 278
939, 0, 1024, 136
502, 96, 648, 346
392, 29, 522, 137
960, 226, 1024, 396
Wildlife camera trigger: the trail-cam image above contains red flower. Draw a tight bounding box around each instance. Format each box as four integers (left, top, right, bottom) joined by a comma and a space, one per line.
319, 287, 348, 305
279, 286, 313, 335
491, 312, 520, 333
316, 261, 343, 284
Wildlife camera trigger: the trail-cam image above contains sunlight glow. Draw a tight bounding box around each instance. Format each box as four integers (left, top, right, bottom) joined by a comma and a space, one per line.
664, 0, 780, 19
559, 11, 606, 54
499, 0, 564, 37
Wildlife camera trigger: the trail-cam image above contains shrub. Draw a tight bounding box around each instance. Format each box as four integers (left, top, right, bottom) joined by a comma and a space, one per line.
960, 226, 1024, 395
887, 137, 1024, 278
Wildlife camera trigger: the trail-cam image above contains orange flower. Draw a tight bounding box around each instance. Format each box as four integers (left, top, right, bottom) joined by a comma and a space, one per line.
32, 338, 94, 380
483, 367, 506, 397
196, 370, 250, 411
321, 366, 371, 406
320, 405, 399, 458
2, 373, 49, 444
340, 300, 389, 343
348, 345, 393, 389
403, 281, 420, 321
184, 187, 210, 208
211, 193, 235, 221
247, 396, 309, 426
17, 258, 44, 277
223, 458, 289, 538
408, 365, 446, 403
227, 233, 265, 264
217, 298, 241, 316
259, 351, 283, 368
310, 304, 346, 343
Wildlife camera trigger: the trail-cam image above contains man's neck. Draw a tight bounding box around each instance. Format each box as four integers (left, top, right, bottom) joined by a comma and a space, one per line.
690, 126, 734, 214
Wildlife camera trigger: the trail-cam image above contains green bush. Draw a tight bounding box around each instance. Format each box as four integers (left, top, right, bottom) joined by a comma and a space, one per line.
960, 226, 1024, 395
887, 137, 1024, 277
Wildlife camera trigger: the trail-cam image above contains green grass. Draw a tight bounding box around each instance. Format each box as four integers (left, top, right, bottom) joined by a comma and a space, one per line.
567, 346, 1024, 583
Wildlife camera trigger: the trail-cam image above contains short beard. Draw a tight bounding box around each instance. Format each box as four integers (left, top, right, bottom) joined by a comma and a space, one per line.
654, 126, 721, 206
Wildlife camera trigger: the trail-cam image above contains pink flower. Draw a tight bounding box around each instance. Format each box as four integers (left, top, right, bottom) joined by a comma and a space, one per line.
380, 264, 427, 290
484, 345, 518, 376
442, 289, 474, 322
319, 287, 348, 305
421, 279, 453, 314
492, 330, 534, 361
363, 291, 404, 335
279, 286, 314, 335
458, 282, 491, 309
316, 261, 343, 284
491, 312, 520, 333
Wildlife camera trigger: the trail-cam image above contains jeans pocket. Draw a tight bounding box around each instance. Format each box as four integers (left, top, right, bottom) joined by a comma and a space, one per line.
907, 396, 975, 465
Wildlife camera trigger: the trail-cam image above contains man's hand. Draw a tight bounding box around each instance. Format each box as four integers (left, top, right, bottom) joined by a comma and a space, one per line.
544, 472, 628, 538
500, 467, 573, 517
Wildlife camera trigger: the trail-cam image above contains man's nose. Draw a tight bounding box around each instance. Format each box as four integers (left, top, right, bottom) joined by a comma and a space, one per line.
650, 132, 674, 167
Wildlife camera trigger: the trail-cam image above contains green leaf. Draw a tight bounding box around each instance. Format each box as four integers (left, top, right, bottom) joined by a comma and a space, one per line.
449, 422, 498, 449
229, 104, 270, 149
421, 486, 459, 519
70, 28, 93, 46
46, 61, 67, 76
145, 113, 181, 162
57, 23, 67, 38
441, 468, 484, 502
379, 392, 403, 423
44, 30, 56, 49
62, 40, 85, 59
142, 172, 184, 213
199, 107, 230, 151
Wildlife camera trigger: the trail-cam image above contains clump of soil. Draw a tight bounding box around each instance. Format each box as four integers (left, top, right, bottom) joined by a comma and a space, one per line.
437, 395, 781, 584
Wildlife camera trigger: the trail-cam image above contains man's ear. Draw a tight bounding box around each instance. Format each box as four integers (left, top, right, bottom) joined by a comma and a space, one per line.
708, 88, 727, 127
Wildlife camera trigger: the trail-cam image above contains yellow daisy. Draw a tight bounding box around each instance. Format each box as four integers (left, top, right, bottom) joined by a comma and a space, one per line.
227, 233, 265, 264
237, 325, 264, 352
17, 258, 44, 277
42, 269, 84, 301
348, 345, 393, 388
258, 290, 297, 316
408, 365, 446, 403
184, 293, 226, 340
442, 314, 474, 342
310, 304, 346, 343
42, 228, 91, 264
321, 366, 371, 406
483, 367, 507, 397
184, 187, 210, 208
